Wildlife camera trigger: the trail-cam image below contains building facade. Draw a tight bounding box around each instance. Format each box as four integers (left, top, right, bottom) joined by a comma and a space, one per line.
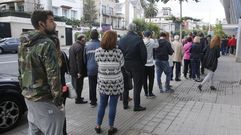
145, 7, 175, 33
220, 0, 241, 62
220, 0, 241, 24
0, 0, 84, 45
94, 0, 124, 30
0, 0, 83, 20
125, 0, 144, 27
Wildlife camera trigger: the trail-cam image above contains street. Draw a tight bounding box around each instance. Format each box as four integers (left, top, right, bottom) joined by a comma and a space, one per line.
0, 54, 18, 76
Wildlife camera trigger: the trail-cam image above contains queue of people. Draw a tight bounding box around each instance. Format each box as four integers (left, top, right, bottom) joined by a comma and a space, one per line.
17, 10, 223, 135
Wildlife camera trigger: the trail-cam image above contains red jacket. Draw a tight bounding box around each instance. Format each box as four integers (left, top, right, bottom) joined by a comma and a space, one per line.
228, 38, 236, 47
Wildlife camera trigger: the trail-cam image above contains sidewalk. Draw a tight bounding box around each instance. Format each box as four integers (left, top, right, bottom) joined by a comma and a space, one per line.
3, 55, 241, 135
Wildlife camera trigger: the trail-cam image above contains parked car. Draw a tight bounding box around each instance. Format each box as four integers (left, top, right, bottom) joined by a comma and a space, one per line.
0, 74, 27, 133
0, 38, 20, 54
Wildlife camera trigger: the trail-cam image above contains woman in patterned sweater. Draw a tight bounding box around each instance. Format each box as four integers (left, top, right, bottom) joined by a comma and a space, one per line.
94, 31, 124, 135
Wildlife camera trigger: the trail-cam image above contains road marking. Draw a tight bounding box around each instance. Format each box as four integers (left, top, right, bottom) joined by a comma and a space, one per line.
0, 61, 17, 64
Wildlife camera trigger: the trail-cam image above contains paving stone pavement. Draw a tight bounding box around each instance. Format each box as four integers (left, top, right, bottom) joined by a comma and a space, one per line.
3, 55, 241, 135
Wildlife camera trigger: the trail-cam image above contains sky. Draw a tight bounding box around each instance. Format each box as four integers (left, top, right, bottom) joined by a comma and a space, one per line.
156, 0, 226, 24
119, 0, 226, 24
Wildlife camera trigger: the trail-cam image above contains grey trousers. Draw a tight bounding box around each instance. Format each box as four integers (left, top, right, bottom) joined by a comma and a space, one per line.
25, 99, 65, 135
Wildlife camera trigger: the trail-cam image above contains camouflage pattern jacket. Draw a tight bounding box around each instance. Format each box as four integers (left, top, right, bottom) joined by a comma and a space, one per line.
18, 31, 63, 106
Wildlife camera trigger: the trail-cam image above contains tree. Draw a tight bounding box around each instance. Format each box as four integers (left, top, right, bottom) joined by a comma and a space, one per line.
144, 3, 158, 21
214, 23, 225, 38
160, 0, 199, 41
132, 18, 160, 38
141, 0, 159, 22
133, 19, 147, 34
83, 0, 97, 28
140, 0, 160, 8
166, 15, 200, 33
166, 16, 201, 24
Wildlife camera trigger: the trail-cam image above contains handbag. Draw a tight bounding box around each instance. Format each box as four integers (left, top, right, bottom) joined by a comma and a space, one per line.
62, 51, 77, 99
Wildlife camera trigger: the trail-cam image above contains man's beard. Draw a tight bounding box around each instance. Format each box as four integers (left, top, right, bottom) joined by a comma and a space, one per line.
44, 28, 56, 35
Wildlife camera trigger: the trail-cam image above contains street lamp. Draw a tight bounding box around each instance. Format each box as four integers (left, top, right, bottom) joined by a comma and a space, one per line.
99, 0, 103, 37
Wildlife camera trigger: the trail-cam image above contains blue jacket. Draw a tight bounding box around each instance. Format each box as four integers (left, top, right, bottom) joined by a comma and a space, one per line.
84, 39, 100, 76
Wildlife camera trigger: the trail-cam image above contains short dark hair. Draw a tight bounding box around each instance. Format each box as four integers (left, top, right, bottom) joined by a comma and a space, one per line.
31, 10, 54, 29
143, 30, 152, 37
187, 37, 192, 42
90, 29, 99, 39
160, 32, 166, 37
101, 31, 117, 50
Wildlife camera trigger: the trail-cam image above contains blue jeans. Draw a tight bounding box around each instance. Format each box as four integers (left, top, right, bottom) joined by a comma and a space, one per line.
155, 60, 171, 91
221, 44, 227, 55
191, 59, 200, 79
97, 93, 119, 127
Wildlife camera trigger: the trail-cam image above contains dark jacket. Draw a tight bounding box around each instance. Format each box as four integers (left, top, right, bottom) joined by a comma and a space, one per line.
154, 38, 174, 61
84, 39, 100, 76
221, 39, 228, 48
69, 41, 86, 78
60, 51, 69, 86
200, 37, 208, 58
203, 46, 220, 72
118, 31, 147, 66
190, 43, 202, 60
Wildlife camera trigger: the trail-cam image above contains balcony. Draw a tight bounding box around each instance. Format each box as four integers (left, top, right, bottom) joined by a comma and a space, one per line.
0, 0, 24, 4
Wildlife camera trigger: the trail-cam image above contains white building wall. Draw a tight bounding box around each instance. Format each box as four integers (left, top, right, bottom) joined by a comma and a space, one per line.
0, 16, 66, 45
48, 0, 83, 20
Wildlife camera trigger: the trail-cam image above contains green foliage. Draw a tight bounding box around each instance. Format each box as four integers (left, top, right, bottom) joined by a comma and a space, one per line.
58, 17, 81, 27
146, 22, 160, 37
132, 19, 160, 38
144, 3, 158, 18
147, 0, 160, 3
83, 0, 97, 27
160, 0, 199, 4
133, 19, 147, 34
214, 23, 225, 38
141, 0, 159, 19
166, 15, 201, 24
141, 0, 160, 8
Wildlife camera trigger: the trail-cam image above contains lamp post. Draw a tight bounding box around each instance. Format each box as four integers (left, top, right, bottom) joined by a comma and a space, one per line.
99, 0, 103, 38
179, 0, 182, 42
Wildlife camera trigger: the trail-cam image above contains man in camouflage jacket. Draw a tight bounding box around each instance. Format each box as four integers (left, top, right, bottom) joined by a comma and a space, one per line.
18, 10, 65, 135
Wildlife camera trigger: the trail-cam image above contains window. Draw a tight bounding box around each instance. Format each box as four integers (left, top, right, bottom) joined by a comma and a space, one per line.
71, 10, 77, 19
62, 8, 69, 17
103, 17, 107, 24
109, 7, 113, 15
52, 7, 59, 15
102, 5, 106, 14
163, 10, 168, 16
